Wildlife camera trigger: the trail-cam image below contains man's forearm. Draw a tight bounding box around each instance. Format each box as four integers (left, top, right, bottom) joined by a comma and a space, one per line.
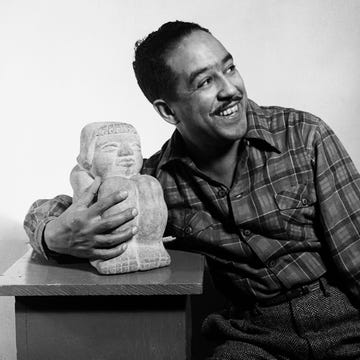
23, 195, 73, 258
24, 180, 137, 260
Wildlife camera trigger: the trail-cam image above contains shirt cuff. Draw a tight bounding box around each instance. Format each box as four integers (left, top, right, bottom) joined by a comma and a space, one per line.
34, 216, 61, 260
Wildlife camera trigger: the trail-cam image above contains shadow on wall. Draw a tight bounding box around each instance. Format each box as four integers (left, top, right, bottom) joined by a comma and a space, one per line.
0, 216, 30, 360
0, 216, 29, 273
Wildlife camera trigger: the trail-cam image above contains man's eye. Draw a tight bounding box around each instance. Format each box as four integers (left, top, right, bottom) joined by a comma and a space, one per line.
198, 78, 212, 88
225, 64, 236, 74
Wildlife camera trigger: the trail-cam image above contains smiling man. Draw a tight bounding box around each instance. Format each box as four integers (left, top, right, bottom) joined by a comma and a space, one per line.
24, 21, 360, 359
150, 29, 248, 187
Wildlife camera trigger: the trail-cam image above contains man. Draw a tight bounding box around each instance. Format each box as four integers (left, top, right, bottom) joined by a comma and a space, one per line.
24, 21, 360, 359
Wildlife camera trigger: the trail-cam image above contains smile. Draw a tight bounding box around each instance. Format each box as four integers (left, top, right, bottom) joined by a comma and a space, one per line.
218, 104, 239, 117
213, 103, 240, 118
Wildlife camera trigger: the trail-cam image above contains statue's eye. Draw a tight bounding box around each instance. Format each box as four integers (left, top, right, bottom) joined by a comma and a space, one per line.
101, 143, 118, 151
131, 143, 141, 150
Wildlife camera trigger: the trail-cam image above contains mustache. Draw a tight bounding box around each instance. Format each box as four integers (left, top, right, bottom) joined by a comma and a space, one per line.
212, 94, 243, 114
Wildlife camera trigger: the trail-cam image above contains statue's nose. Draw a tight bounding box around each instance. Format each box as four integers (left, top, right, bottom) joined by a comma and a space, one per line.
117, 145, 133, 156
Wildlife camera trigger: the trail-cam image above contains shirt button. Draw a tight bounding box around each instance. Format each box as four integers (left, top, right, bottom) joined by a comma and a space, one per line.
243, 229, 252, 237
217, 189, 227, 198
301, 198, 308, 206
267, 259, 277, 268
184, 226, 192, 235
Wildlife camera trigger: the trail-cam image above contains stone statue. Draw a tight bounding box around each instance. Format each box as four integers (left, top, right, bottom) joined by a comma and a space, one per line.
70, 122, 171, 274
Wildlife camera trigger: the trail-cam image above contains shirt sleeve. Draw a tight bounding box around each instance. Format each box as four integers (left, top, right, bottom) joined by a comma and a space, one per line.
23, 195, 73, 258
312, 119, 360, 301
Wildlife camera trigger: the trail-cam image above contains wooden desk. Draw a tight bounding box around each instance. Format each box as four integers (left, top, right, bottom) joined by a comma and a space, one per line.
0, 249, 204, 360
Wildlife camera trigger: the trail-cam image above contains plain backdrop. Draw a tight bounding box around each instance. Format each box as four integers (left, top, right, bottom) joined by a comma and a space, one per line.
1, 0, 360, 358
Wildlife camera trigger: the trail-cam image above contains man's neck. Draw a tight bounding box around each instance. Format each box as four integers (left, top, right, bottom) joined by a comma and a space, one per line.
184, 137, 242, 188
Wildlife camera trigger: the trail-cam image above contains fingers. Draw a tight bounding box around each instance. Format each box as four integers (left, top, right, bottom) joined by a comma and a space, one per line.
66, 225, 135, 260
77, 177, 102, 206
89, 190, 129, 216
92, 208, 138, 234
91, 242, 129, 260
89, 225, 137, 260
93, 226, 137, 248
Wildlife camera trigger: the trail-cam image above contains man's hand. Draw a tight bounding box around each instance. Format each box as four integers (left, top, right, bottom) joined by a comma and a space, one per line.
44, 177, 137, 259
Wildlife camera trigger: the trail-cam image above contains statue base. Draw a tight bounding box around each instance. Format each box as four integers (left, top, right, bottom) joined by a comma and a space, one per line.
90, 240, 171, 274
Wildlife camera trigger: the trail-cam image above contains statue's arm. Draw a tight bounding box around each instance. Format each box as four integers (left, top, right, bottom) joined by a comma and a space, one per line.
70, 165, 94, 203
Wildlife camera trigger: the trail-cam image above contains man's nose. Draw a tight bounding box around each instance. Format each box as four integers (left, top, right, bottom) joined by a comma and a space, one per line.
217, 76, 238, 99
117, 145, 133, 156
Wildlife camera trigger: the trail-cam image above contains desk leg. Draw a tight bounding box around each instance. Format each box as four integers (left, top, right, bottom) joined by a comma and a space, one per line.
15, 296, 192, 360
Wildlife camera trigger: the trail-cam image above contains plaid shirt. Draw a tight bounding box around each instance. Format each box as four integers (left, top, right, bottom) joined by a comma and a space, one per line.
24, 100, 360, 303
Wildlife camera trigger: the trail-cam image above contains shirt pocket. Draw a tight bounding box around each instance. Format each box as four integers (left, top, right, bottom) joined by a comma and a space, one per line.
167, 208, 214, 236
274, 183, 317, 225
183, 210, 215, 239
166, 208, 220, 251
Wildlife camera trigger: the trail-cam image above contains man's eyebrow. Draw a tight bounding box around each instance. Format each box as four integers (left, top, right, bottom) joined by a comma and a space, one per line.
222, 53, 234, 66
189, 52, 234, 85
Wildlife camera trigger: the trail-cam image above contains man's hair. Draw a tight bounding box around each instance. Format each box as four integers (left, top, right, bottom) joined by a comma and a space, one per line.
133, 21, 210, 103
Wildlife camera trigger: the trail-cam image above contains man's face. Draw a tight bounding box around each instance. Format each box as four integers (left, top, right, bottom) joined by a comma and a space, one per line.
165, 30, 248, 149
91, 133, 143, 178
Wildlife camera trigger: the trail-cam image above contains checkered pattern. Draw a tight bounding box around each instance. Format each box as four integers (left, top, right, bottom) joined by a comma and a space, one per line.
24, 99, 360, 302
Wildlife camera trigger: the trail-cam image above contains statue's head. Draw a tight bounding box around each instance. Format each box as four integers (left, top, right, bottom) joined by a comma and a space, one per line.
77, 122, 143, 178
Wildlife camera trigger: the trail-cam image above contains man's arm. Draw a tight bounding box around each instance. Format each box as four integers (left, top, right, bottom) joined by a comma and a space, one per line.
24, 177, 138, 260
312, 119, 360, 301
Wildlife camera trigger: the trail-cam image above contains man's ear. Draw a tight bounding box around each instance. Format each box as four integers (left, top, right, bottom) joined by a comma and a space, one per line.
153, 99, 179, 125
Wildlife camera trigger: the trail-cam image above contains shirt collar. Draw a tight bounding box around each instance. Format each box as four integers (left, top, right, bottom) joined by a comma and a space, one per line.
157, 129, 194, 169
245, 99, 280, 152
158, 98, 280, 169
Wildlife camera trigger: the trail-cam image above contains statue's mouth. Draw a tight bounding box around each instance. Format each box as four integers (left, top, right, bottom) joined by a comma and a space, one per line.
116, 159, 135, 167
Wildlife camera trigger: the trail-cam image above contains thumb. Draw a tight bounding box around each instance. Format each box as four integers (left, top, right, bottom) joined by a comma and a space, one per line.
77, 176, 101, 207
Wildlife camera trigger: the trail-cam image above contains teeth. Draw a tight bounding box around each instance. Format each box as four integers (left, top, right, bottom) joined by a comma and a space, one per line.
219, 104, 238, 116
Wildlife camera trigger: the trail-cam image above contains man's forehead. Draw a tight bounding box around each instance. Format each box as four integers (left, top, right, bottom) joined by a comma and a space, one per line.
166, 30, 231, 80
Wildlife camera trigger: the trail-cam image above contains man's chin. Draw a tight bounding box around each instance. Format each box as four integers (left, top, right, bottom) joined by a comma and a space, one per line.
214, 112, 247, 137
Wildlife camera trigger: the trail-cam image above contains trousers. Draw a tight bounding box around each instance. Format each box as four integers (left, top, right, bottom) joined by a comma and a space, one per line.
202, 279, 360, 359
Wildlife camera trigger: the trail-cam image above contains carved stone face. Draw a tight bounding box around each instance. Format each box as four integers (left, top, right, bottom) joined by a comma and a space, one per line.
90, 132, 143, 178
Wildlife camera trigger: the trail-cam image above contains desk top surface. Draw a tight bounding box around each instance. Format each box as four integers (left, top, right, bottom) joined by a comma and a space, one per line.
0, 250, 204, 296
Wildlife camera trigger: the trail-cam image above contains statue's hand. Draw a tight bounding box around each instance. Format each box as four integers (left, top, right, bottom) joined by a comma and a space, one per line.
44, 177, 138, 259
